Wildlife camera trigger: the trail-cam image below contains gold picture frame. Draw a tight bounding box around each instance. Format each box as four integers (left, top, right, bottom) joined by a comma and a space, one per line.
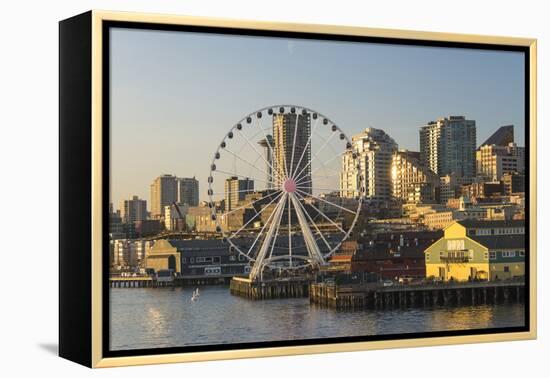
59, 10, 537, 368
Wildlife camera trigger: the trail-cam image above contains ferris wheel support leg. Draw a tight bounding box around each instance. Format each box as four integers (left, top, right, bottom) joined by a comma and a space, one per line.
289, 193, 325, 268
249, 194, 287, 281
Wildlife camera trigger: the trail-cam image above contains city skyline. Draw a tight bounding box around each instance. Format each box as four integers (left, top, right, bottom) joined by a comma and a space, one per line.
110, 28, 525, 206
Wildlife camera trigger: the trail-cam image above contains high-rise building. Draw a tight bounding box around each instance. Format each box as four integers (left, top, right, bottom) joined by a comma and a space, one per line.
272, 112, 311, 188
481, 125, 514, 147
120, 195, 148, 223
391, 150, 439, 204
476, 142, 525, 181
420, 116, 476, 178
258, 135, 275, 189
224, 176, 254, 211
341, 128, 398, 202
177, 177, 199, 206
150, 174, 178, 219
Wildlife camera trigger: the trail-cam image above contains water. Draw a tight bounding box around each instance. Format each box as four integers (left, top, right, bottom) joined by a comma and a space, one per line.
109, 286, 525, 351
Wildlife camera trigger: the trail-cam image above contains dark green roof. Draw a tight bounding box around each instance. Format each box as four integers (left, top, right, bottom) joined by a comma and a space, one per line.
457, 219, 525, 229
469, 234, 526, 249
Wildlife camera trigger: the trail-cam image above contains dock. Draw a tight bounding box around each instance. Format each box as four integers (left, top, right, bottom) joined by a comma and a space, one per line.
230, 276, 310, 300
309, 280, 525, 309
110, 274, 249, 288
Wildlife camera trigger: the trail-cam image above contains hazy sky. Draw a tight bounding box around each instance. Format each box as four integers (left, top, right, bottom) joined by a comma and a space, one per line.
110, 27, 525, 209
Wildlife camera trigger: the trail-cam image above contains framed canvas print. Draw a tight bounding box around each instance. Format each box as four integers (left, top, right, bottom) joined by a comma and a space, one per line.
59, 10, 537, 368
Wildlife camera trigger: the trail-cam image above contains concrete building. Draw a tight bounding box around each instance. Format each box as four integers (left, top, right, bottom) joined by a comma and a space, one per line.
502, 172, 526, 195
134, 219, 162, 237
341, 128, 398, 202
112, 239, 151, 268
391, 150, 439, 204
164, 203, 189, 231
258, 135, 275, 189
424, 220, 525, 281
476, 143, 525, 181
461, 181, 503, 200
224, 176, 254, 212
481, 125, 515, 147
272, 112, 311, 187
145, 239, 250, 278
150, 174, 178, 219
120, 195, 147, 223
420, 116, 476, 178
177, 177, 199, 207
439, 173, 474, 205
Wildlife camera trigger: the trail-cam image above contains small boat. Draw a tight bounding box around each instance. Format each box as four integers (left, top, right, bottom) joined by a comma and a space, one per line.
191, 288, 200, 302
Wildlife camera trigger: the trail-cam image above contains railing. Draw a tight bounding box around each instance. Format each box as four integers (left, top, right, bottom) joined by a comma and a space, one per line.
315, 278, 525, 292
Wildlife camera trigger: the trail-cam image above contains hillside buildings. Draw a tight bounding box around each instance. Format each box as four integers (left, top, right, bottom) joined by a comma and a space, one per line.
391, 150, 440, 204
272, 112, 311, 186
150, 174, 199, 218
120, 195, 147, 223
420, 116, 476, 178
341, 128, 398, 202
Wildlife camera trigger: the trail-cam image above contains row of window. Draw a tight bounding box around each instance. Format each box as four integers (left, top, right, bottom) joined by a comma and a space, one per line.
427, 250, 525, 262
182, 255, 246, 264
489, 251, 525, 259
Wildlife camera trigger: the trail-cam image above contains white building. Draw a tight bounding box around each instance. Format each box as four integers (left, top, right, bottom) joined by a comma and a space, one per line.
341, 128, 397, 203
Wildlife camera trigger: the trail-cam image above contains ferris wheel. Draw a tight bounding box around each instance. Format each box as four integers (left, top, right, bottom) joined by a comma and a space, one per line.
207, 105, 363, 280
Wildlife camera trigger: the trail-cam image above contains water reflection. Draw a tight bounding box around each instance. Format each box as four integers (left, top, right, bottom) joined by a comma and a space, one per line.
109, 286, 525, 351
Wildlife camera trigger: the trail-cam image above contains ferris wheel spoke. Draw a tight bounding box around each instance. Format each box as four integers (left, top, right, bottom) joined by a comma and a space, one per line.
236, 126, 285, 185
212, 168, 273, 186
268, 200, 284, 260
289, 193, 325, 265
287, 194, 292, 267
296, 186, 360, 194
292, 195, 333, 251
289, 112, 300, 181
227, 191, 285, 240
246, 193, 287, 257
254, 116, 285, 186
295, 188, 357, 215
294, 191, 346, 234
221, 190, 281, 217
249, 193, 287, 279
223, 147, 283, 186
291, 116, 320, 179
308, 149, 349, 180
292, 130, 338, 183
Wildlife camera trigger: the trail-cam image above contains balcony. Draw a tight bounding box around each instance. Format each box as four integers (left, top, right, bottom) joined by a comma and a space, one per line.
440, 256, 470, 263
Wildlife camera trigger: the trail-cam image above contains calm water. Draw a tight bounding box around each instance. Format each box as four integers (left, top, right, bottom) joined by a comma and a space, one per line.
109, 286, 525, 351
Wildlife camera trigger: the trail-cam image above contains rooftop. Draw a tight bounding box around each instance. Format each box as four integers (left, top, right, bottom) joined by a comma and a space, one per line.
456, 219, 525, 229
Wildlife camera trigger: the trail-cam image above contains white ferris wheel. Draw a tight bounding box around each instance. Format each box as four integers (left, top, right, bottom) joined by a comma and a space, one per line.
207, 105, 363, 280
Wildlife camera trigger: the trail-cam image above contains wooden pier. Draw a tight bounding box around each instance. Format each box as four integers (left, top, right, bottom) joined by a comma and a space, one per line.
310, 280, 525, 310
110, 275, 242, 288
230, 277, 310, 300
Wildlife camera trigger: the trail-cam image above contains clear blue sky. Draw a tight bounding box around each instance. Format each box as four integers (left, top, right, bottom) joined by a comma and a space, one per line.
110, 27, 525, 208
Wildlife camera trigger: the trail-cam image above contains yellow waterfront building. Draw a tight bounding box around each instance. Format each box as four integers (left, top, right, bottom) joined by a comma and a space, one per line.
424, 219, 525, 281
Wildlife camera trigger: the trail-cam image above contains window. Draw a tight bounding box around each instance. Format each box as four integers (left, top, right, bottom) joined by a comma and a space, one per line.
182, 257, 187, 263
238, 254, 245, 261
447, 239, 465, 251
502, 251, 516, 258
213, 256, 221, 263
489, 252, 496, 260
484, 252, 488, 260
504, 266, 510, 273
426, 253, 430, 262
519, 251, 525, 257
190, 257, 195, 263
229, 255, 236, 261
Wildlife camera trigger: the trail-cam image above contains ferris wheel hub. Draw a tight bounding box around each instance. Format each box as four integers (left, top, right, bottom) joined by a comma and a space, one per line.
283, 178, 297, 193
